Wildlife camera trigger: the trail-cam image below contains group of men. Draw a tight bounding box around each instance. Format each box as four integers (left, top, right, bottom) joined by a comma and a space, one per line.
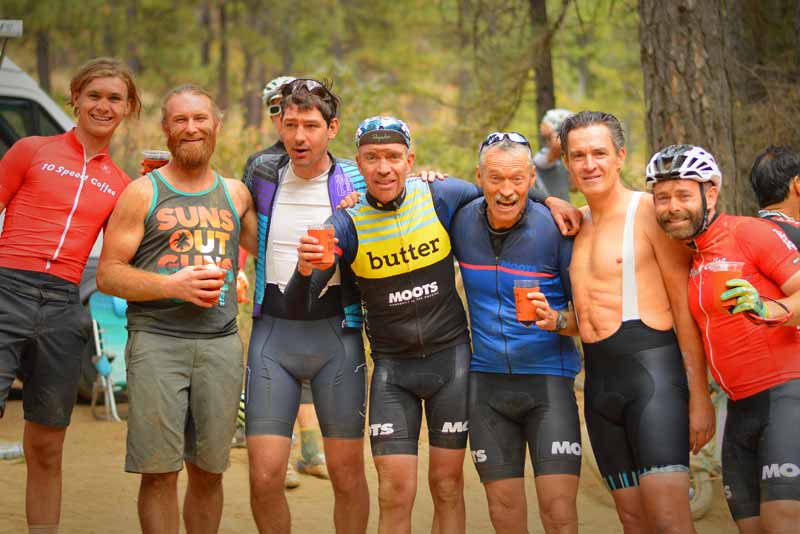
0, 57, 798, 534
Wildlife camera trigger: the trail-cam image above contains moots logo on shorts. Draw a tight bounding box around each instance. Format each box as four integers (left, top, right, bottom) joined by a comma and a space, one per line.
441, 420, 469, 433
551, 441, 582, 456
471, 449, 487, 463
387, 281, 438, 307
369, 423, 394, 436
762, 462, 800, 480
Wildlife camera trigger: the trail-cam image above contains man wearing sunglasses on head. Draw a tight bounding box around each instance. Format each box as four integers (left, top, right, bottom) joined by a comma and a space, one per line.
241, 78, 369, 534
450, 132, 582, 534
240, 74, 331, 490
289, 117, 581, 534
564, 112, 714, 533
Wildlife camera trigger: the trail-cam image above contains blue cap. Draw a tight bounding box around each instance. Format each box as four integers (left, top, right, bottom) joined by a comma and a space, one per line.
355, 115, 411, 148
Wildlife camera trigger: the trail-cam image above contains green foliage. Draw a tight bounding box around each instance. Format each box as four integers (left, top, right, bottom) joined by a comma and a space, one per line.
8, 0, 792, 200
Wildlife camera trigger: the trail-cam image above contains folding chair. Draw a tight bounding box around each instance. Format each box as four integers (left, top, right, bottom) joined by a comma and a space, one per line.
88, 292, 129, 422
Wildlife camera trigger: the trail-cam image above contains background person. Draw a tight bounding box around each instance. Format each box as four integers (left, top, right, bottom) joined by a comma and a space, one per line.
0, 57, 140, 534
648, 143, 800, 534
749, 145, 800, 246
96, 84, 258, 534
533, 108, 574, 202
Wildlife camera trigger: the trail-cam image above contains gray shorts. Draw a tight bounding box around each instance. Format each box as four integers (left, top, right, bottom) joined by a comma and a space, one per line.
245, 315, 366, 439
124, 330, 243, 474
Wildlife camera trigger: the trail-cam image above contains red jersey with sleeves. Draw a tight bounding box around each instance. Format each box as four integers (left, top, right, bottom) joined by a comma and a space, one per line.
0, 129, 130, 284
689, 213, 800, 400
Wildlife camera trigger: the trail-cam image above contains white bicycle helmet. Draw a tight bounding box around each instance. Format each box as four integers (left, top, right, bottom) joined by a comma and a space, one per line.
261, 75, 296, 107
645, 144, 722, 190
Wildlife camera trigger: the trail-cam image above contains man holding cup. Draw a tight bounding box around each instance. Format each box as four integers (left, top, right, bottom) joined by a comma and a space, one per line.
242, 78, 370, 534
448, 132, 582, 534
647, 144, 800, 533
96, 84, 258, 533
290, 116, 581, 533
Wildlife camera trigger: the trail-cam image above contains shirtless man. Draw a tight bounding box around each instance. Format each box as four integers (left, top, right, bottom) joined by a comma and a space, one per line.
562, 111, 714, 533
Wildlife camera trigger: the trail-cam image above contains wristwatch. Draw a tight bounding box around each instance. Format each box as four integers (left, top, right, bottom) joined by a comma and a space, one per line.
554, 310, 568, 331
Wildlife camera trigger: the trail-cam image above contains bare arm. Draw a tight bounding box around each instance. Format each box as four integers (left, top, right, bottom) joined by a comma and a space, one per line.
771, 272, 800, 325
225, 179, 258, 256
96, 177, 224, 307
646, 201, 714, 454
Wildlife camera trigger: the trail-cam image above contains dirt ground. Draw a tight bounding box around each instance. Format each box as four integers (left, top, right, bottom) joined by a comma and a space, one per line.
0, 393, 737, 534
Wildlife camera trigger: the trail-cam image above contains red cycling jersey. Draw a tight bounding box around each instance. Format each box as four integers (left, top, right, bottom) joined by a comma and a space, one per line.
0, 129, 130, 284
689, 213, 800, 400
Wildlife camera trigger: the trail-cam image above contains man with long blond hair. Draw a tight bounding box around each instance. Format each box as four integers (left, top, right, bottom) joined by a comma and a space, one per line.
0, 57, 141, 534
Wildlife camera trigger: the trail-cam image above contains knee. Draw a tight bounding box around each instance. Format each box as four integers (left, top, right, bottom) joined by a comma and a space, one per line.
539, 494, 577, 530
328, 458, 365, 494
487, 493, 522, 525
25, 438, 64, 472
142, 472, 178, 493
378, 476, 416, 510
429, 472, 464, 505
190, 470, 223, 493
249, 464, 287, 498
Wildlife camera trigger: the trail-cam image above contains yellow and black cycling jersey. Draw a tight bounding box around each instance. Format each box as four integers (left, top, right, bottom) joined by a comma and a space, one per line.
287, 178, 480, 359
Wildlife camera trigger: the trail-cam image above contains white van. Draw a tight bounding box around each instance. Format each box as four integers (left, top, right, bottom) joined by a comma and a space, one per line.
0, 56, 74, 155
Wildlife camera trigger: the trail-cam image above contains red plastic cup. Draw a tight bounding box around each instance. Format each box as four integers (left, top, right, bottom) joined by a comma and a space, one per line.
308, 224, 335, 270
513, 279, 540, 326
141, 150, 170, 174
706, 261, 744, 312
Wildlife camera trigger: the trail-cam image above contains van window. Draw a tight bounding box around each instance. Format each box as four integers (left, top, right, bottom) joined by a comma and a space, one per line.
0, 97, 64, 158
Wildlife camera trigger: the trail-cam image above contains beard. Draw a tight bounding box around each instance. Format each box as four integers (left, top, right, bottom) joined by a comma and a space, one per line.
167, 130, 216, 170
657, 207, 705, 240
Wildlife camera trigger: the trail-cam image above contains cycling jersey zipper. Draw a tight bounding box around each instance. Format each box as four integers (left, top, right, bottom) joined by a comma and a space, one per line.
696, 253, 733, 397
47, 150, 98, 271
495, 255, 512, 374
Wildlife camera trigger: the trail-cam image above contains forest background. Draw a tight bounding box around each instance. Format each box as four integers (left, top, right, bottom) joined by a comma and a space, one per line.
4, 0, 799, 211
2, 0, 799, 367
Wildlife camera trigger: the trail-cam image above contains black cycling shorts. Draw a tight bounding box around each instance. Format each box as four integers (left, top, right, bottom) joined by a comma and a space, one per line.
723, 378, 800, 521
369, 343, 470, 456
583, 320, 689, 490
468, 372, 581, 483
245, 314, 366, 439
0, 267, 86, 428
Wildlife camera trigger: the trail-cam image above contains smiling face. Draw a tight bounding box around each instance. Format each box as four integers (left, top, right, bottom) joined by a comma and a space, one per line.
281, 104, 338, 177
162, 92, 220, 170
477, 146, 535, 230
356, 143, 415, 204
652, 179, 718, 240
72, 76, 130, 143
564, 124, 626, 197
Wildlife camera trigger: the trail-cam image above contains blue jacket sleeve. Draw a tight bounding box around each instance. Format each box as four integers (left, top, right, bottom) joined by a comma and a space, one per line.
558, 235, 574, 302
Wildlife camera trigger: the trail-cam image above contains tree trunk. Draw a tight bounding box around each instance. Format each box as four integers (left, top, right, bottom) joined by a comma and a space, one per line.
217, 0, 229, 109
200, 2, 212, 67
126, 0, 141, 73
35, 30, 51, 93
796, 0, 800, 77
242, 52, 264, 128
639, 0, 747, 215
528, 0, 555, 126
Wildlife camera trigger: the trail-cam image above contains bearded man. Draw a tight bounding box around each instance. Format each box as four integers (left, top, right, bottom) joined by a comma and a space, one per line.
96, 84, 258, 534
